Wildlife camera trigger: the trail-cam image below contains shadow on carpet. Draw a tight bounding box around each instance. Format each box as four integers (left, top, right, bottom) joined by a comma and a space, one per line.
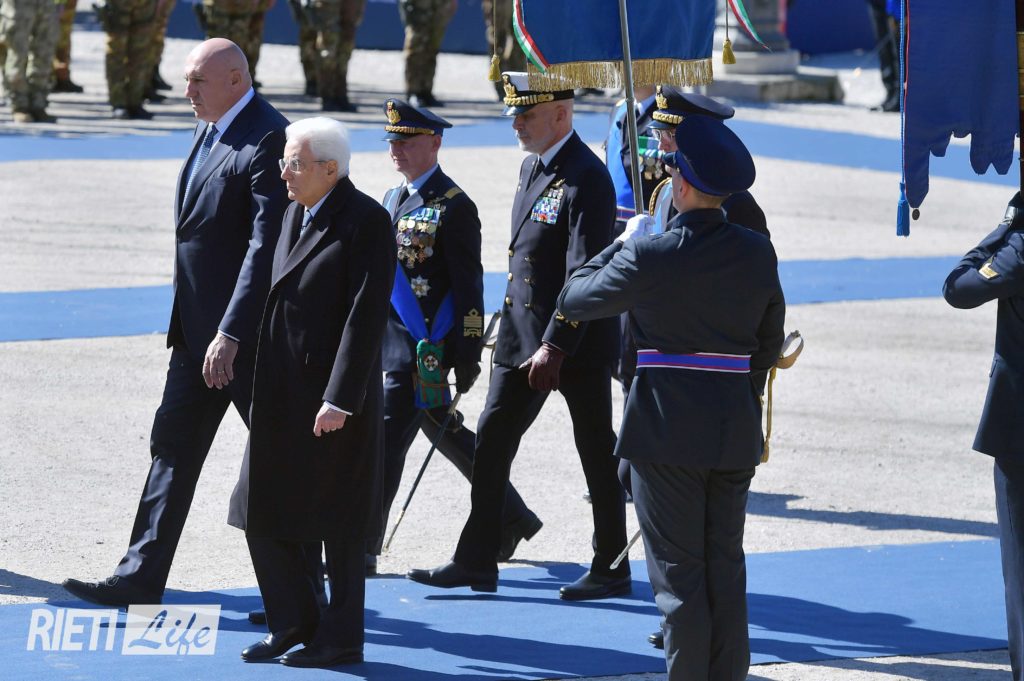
2, 540, 1007, 680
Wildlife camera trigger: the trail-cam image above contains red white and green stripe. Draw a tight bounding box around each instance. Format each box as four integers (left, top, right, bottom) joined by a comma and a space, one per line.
513, 0, 550, 72
726, 0, 768, 49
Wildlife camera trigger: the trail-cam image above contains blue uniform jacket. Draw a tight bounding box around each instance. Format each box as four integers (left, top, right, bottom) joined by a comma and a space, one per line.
944, 221, 1024, 459
558, 208, 786, 469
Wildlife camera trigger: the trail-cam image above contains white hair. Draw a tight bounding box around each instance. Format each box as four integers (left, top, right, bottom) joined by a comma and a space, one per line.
286, 117, 351, 176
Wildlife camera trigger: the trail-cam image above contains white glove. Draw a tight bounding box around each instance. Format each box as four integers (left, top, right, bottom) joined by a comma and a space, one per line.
616, 214, 655, 242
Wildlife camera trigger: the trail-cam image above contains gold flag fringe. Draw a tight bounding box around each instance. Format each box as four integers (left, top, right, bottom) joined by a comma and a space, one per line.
525, 58, 713, 91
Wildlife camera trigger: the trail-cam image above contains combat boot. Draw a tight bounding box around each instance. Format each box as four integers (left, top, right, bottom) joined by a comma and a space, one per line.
31, 109, 57, 123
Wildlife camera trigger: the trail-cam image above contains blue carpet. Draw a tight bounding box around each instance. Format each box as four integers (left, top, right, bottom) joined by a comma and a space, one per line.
0, 256, 959, 343
0, 114, 1018, 190
1, 541, 1006, 680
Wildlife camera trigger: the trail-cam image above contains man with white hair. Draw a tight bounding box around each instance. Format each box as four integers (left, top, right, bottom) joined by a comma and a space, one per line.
230, 116, 395, 668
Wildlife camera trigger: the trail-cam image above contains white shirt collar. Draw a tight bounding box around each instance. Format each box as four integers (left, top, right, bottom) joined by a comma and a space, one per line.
405, 164, 439, 195
306, 184, 335, 219
210, 87, 255, 138
539, 130, 574, 168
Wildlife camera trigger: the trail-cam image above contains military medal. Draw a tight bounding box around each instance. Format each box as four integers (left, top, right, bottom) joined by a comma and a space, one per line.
531, 184, 565, 225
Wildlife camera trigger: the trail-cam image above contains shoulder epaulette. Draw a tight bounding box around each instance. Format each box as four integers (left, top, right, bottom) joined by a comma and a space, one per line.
444, 187, 463, 200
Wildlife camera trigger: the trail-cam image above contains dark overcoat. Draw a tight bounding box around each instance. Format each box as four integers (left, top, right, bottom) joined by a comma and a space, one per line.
228, 178, 396, 542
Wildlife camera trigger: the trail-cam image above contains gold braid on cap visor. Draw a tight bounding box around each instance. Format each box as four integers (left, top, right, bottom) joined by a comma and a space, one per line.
384, 125, 435, 135
652, 110, 684, 126
503, 92, 555, 107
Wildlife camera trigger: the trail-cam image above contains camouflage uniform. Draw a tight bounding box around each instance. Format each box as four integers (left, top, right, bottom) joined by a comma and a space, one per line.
286, 0, 316, 91
52, 0, 73, 83
203, 0, 262, 79
0, 0, 60, 116
481, 0, 523, 74
244, 0, 272, 77
312, 0, 364, 104
104, 0, 155, 109
143, 0, 174, 86
203, 0, 254, 70
398, 0, 452, 98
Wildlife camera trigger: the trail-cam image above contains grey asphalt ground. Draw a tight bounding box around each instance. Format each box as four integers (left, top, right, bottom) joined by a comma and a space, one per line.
0, 26, 1017, 680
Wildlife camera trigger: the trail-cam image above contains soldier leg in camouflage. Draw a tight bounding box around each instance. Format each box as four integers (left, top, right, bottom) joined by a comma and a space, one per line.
143, 0, 175, 98
0, 0, 33, 115
25, 0, 60, 117
286, 0, 317, 94
52, 0, 82, 91
399, 0, 452, 105
245, 0, 272, 82
105, 0, 155, 118
314, 0, 364, 111
203, 0, 253, 56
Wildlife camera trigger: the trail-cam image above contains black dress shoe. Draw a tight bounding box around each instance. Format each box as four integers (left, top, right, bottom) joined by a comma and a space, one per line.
408, 92, 442, 108
152, 71, 172, 91
321, 96, 356, 113
53, 78, 84, 93
365, 553, 378, 577
248, 609, 267, 625
145, 90, 166, 103
240, 627, 310, 661
304, 81, 318, 97
649, 630, 664, 649
112, 106, 153, 120
407, 561, 497, 592
281, 643, 362, 667
559, 571, 631, 601
496, 513, 543, 562
62, 576, 160, 607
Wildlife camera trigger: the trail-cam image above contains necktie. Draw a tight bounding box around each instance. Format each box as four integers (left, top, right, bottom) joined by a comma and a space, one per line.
299, 209, 313, 237
183, 123, 217, 201
528, 159, 545, 186
397, 185, 410, 206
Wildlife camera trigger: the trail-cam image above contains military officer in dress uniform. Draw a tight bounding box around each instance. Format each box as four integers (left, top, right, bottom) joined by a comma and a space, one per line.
604, 84, 660, 235
616, 87, 768, 408
369, 99, 542, 572
558, 115, 786, 681
944, 193, 1024, 681
408, 72, 629, 600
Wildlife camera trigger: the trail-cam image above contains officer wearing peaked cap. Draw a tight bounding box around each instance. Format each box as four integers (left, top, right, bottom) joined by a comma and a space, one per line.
408, 72, 629, 600
645, 86, 767, 239
558, 114, 785, 680
371, 98, 542, 573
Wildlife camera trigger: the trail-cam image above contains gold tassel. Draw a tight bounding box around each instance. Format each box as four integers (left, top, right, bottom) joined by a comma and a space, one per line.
722, 38, 736, 65
525, 58, 713, 91
488, 54, 501, 82
761, 366, 776, 463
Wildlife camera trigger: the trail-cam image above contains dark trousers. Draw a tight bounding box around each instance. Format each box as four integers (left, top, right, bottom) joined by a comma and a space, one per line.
453, 363, 626, 574
248, 535, 364, 648
996, 457, 1024, 681
370, 371, 534, 555
114, 346, 254, 594
632, 459, 754, 681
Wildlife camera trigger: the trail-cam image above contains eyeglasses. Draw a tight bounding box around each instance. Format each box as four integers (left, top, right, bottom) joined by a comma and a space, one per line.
278, 158, 328, 173
651, 128, 672, 141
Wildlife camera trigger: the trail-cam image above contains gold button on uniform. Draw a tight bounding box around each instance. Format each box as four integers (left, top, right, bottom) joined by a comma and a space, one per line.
524, 302, 532, 309
508, 249, 515, 257
507, 272, 513, 281
504, 296, 512, 306
523, 277, 532, 285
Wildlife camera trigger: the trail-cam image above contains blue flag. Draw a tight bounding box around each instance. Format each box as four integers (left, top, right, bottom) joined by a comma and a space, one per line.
899, 0, 1018, 235
513, 0, 716, 89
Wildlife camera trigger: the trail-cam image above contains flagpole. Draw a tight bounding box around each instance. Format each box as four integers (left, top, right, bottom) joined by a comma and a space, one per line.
1018, 0, 1024, 194
617, 0, 645, 217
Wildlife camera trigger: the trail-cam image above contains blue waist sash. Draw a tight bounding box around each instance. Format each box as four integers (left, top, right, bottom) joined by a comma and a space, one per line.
636, 350, 751, 373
